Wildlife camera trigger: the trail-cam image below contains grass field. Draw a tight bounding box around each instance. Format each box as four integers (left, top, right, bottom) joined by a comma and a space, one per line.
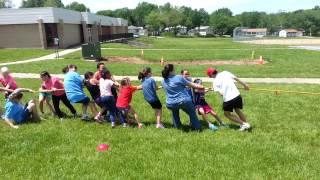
0, 49, 53, 63
3, 37, 320, 78
0, 79, 320, 179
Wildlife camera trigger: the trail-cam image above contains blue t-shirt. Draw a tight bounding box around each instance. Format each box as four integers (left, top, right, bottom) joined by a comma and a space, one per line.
64, 72, 87, 103
184, 78, 193, 99
5, 100, 25, 124
162, 75, 192, 105
142, 77, 159, 103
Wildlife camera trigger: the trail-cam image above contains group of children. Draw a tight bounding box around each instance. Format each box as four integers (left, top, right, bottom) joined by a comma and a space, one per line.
0, 62, 250, 131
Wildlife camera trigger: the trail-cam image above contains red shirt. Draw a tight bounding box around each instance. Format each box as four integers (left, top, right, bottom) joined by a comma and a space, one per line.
116, 86, 137, 108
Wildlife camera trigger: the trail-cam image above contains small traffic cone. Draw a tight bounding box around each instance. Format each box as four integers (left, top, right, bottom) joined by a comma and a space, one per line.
141, 49, 144, 57
259, 56, 264, 65
160, 57, 164, 66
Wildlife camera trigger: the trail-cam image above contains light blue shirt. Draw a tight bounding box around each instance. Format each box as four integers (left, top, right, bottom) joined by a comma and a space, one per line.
162, 75, 192, 105
5, 100, 24, 124
142, 77, 159, 103
64, 71, 87, 103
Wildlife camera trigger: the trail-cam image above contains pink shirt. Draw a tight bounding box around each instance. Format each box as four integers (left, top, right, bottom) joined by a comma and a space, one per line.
42, 77, 65, 96
0, 75, 17, 90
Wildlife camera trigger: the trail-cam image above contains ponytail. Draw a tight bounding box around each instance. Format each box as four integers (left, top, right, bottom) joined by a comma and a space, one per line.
162, 64, 174, 79
138, 67, 152, 81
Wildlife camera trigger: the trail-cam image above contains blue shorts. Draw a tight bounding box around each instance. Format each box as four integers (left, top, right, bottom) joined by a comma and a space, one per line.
75, 97, 90, 106
39, 92, 52, 100
15, 105, 32, 124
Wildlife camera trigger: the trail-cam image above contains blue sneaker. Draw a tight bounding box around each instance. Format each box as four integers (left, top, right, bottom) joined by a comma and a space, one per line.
209, 123, 218, 131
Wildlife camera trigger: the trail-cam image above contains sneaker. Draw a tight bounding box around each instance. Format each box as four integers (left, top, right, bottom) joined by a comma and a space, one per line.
239, 123, 251, 131
81, 114, 90, 121
156, 123, 165, 129
73, 114, 78, 119
123, 123, 128, 128
94, 113, 101, 121
138, 123, 143, 128
111, 122, 116, 128
209, 123, 219, 131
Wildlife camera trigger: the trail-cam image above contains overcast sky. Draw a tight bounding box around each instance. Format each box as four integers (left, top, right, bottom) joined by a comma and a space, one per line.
12, 0, 320, 14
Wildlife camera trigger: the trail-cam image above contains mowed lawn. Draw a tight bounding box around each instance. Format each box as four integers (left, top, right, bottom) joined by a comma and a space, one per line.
0, 49, 53, 63
0, 79, 320, 179
6, 37, 320, 78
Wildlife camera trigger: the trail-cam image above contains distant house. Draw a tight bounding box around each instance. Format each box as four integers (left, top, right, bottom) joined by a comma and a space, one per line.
198, 26, 214, 36
128, 26, 148, 37
240, 28, 267, 37
164, 25, 187, 35
279, 29, 304, 38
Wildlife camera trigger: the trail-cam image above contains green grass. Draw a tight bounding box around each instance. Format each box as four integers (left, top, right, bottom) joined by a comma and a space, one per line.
1, 79, 320, 179
0, 49, 53, 63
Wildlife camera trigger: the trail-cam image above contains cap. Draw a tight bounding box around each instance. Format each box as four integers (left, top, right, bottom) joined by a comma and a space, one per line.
1, 67, 9, 74
206, 67, 217, 77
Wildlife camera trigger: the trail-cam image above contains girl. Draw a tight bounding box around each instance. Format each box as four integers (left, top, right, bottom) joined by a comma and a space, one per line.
99, 69, 122, 128
116, 78, 143, 128
40, 71, 77, 119
161, 64, 204, 130
193, 79, 225, 130
138, 67, 164, 129
4, 88, 40, 129
64, 64, 95, 121
0, 67, 18, 98
39, 83, 55, 116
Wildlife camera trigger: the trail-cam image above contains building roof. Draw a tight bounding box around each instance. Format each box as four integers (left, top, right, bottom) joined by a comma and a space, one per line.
280, 29, 304, 33
242, 28, 267, 33
0, 7, 127, 26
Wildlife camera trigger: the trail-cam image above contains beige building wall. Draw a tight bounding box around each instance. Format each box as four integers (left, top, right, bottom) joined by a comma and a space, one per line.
0, 24, 42, 48
62, 24, 82, 48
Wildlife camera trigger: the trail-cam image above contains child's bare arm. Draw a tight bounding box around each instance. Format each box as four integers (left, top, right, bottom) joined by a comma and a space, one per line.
234, 77, 250, 91
135, 85, 143, 90
0, 87, 14, 93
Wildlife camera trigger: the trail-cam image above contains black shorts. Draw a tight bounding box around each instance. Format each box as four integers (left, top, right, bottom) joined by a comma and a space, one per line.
148, 100, 162, 109
223, 96, 243, 112
75, 97, 90, 106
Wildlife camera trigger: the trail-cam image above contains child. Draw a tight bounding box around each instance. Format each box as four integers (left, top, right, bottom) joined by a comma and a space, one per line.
39, 84, 55, 116
84, 71, 106, 123
0, 67, 18, 98
207, 68, 251, 131
181, 69, 193, 100
99, 69, 122, 128
138, 67, 164, 129
193, 79, 224, 130
63, 64, 95, 121
40, 71, 77, 119
116, 78, 143, 128
4, 88, 40, 129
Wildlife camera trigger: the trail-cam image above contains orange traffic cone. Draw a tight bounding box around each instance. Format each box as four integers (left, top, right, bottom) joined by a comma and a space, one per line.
259, 56, 264, 65
160, 57, 164, 66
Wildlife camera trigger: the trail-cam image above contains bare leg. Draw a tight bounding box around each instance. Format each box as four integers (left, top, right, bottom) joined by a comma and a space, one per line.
224, 111, 244, 125
82, 104, 88, 116
28, 100, 41, 122
39, 96, 45, 114
199, 108, 211, 125
235, 108, 247, 122
90, 102, 98, 115
46, 99, 56, 115
129, 107, 141, 124
155, 108, 162, 125
209, 111, 224, 125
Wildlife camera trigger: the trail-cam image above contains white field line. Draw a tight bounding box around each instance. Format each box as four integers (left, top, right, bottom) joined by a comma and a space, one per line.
11, 73, 320, 84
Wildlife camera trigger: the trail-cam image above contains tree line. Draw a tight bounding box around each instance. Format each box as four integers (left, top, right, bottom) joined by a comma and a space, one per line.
1, 0, 320, 36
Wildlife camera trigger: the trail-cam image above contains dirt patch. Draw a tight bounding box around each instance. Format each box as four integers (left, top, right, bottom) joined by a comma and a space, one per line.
240, 39, 320, 45
103, 56, 265, 65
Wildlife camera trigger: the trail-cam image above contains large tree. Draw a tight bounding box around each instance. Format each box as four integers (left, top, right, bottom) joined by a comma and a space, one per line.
145, 10, 162, 32
133, 2, 158, 27
65, 2, 90, 12
21, 0, 44, 7
210, 8, 240, 36
0, 0, 12, 8
43, 0, 63, 8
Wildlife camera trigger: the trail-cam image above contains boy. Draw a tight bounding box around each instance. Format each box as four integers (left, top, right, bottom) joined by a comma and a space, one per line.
0, 67, 18, 98
207, 68, 251, 131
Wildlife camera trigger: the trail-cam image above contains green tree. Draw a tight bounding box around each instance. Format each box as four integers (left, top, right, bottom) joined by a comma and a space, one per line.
133, 2, 158, 27
21, 0, 45, 7
145, 10, 162, 32
65, 2, 90, 12
210, 8, 240, 35
0, 0, 12, 8
43, 0, 64, 8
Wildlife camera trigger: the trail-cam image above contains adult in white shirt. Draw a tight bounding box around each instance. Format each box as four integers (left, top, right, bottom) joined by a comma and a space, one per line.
207, 68, 251, 131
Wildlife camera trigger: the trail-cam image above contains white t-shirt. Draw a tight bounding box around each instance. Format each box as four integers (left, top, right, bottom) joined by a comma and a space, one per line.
213, 71, 240, 102
99, 79, 114, 97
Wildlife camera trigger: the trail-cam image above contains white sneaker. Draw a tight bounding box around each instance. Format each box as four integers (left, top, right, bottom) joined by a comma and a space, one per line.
81, 114, 90, 121
123, 123, 128, 128
138, 123, 143, 128
111, 122, 116, 128
156, 123, 165, 129
239, 123, 251, 131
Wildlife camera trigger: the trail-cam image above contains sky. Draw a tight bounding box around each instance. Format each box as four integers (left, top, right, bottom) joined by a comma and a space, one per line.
11, 0, 320, 14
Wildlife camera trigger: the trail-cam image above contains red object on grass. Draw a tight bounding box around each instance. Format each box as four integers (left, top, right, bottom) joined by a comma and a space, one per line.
97, 144, 110, 152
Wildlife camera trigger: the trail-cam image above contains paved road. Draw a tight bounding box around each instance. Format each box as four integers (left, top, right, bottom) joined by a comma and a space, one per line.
11, 73, 320, 84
